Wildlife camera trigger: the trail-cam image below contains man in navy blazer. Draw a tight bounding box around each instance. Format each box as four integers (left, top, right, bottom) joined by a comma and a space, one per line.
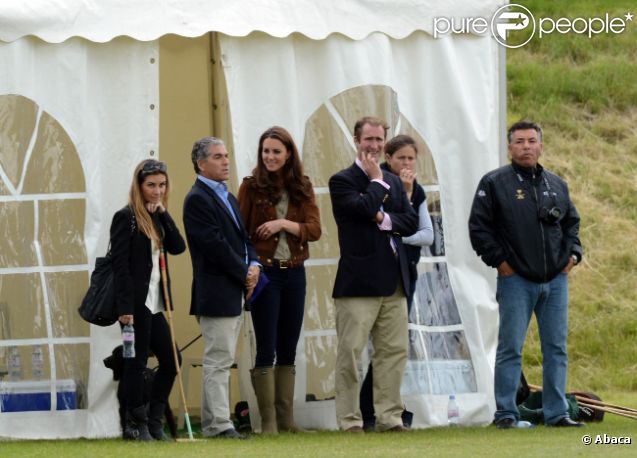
329, 116, 418, 432
183, 137, 260, 439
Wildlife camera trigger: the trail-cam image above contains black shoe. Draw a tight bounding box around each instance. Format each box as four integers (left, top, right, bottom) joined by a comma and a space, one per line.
402, 409, 414, 428
495, 418, 516, 429
124, 405, 153, 441
362, 419, 376, 432
552, 417, 584, 427
214, 428, 248, 439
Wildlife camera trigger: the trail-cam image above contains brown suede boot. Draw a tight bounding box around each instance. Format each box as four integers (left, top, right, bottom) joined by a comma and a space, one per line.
275, 365, 311, 432
251, 366, 278, 434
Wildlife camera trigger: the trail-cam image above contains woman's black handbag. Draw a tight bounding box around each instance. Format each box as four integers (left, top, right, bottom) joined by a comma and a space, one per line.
78, 252, 118, 326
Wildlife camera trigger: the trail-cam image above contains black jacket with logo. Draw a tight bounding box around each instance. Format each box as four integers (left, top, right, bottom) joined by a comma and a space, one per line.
468, 162, 582, 283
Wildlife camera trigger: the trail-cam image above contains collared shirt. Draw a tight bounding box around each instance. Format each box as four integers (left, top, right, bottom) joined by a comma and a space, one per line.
197, 175, 240, 227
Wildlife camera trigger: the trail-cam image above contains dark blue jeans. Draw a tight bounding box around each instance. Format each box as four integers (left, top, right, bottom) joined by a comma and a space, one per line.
251, 265, 306, 367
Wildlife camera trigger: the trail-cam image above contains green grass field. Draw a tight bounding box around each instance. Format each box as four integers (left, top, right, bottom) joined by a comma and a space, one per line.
2, 405, 636, 457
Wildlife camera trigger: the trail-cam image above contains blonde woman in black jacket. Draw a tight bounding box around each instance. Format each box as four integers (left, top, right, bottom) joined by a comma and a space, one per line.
110, 159, 186, 441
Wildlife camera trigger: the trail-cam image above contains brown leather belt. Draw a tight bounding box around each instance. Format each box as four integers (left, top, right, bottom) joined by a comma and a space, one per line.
259, 257, 303, 269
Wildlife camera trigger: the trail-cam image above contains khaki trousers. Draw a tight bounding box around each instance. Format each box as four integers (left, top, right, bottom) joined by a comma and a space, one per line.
334, 284, 408, 431
199, 313, 243, 436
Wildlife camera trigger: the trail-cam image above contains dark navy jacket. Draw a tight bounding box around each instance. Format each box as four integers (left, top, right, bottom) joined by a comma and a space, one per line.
183, 179, 258, 317
329, 163, 418, 298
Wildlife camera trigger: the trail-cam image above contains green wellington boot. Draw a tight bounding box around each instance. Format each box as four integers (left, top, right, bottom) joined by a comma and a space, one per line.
251, 366, 278, 434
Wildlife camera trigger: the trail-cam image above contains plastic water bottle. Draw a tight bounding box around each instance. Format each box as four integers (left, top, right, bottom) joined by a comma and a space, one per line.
447, 394, 460, 426
31, 344, 44, 380
8, 346, 22, 381
122, 324, 136, 359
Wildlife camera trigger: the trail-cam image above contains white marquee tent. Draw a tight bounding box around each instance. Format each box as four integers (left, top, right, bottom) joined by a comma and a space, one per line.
0, 0, 505, 438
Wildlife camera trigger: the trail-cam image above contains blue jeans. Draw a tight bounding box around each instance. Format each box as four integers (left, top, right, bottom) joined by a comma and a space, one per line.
494, 273, 569, 425
251, 265, 306, 367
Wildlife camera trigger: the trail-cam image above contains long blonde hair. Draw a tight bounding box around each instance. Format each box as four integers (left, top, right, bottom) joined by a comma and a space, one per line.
128, 159, 169, 244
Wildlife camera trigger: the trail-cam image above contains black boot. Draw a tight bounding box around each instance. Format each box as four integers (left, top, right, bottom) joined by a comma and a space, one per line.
148, 402, 171, 441
124, 405, 153, 441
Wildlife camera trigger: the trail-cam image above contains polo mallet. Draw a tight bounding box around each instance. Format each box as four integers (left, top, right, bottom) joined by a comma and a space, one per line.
528, 383, 637, 421
159, 246, 194, 440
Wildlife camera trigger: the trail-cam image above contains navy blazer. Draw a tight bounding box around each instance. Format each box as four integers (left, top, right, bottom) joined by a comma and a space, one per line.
183, 179, 258, 317
110, 206, 186, 316
329, 164, 418, 298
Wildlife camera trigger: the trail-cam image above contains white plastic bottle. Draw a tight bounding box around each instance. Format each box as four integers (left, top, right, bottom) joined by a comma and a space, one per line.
447, 394, 460, 426
32, 344, 44, 380
8, 346, 22, 381
122, 324, 136, 359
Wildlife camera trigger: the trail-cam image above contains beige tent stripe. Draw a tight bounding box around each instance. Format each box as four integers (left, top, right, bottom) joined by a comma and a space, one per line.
0, 161, 16, 195
0, 105, 43, 196
324, 100, 356, 151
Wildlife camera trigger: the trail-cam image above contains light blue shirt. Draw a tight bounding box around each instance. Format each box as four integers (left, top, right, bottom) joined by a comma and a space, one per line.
197, 175, 239, 227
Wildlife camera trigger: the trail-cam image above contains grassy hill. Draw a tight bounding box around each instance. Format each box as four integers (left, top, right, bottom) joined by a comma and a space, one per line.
508, 0, 637, 391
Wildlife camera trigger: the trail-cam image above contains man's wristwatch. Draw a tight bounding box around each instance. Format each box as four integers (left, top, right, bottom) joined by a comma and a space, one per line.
571, 254, 579, 266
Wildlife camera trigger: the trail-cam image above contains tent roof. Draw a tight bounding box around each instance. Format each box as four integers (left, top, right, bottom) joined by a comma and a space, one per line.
0, 0, 504, 43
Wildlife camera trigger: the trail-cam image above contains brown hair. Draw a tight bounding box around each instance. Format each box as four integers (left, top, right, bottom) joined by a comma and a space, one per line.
128, 159, 169, 244
250, 126, 312, 204
353, 116, 389, 141
384, 134, 418, 157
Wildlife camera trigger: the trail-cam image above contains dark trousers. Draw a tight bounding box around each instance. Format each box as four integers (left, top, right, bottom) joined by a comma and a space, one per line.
251, 265, 306, 367
122, 306, 181, 410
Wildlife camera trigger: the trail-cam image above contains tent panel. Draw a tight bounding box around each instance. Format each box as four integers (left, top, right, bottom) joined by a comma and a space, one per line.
0, 0, 505, 44
0, 36, 158, 438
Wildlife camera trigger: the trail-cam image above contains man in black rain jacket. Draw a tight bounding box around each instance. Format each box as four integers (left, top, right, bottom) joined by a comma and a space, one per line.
469, 120, 583, 429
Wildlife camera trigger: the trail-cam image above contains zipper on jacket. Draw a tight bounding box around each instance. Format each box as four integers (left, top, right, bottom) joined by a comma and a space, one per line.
532, 171, 548, 281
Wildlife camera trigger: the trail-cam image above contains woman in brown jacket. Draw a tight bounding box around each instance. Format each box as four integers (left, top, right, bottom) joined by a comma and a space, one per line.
238, 126, 321, 434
